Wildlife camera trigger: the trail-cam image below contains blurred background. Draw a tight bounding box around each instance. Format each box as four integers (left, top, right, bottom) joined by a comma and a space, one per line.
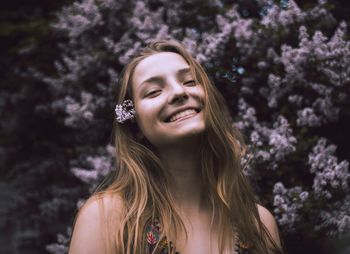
1, 0, 349, 253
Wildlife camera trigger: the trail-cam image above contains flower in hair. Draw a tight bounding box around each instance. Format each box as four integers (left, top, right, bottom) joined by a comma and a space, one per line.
115, 99, 136, 123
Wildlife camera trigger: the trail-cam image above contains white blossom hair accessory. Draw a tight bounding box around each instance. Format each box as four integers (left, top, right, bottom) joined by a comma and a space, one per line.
115, 99, 136, 123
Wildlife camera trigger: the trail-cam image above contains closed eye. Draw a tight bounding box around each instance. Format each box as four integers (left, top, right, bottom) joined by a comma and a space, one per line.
146, 90, 161, 97
184, 80, 196, 85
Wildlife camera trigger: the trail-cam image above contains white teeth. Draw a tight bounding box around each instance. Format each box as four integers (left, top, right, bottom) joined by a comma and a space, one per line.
169, 109, 197, 122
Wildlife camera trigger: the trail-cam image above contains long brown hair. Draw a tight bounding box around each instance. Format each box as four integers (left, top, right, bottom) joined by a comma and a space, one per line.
91, 39, 283, 254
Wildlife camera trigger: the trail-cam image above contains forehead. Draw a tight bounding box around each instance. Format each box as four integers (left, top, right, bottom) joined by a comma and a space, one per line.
131, 52, 190, 89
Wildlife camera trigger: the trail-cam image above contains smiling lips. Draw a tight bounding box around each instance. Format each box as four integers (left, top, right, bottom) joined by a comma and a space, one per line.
168, 109, 197, 122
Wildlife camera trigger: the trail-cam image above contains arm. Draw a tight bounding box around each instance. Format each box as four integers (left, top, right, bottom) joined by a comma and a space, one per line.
257, 204, 282, 251
68, 195, 123, 254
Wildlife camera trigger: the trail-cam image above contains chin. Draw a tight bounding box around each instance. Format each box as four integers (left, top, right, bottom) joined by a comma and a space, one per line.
171, 124, 206, 141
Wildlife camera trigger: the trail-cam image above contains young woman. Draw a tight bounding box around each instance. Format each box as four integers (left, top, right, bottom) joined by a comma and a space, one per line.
68, 39, 284, 254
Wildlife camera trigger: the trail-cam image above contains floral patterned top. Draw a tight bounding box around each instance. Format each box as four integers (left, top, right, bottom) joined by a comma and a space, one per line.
145, 219, 249, 254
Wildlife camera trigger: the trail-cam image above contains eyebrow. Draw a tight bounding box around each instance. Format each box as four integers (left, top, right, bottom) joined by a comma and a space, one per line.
138, 67, 192, 91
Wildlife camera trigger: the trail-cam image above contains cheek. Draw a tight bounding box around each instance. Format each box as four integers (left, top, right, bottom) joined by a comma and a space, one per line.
192, 86, 206, 105
135, 103, 158, 128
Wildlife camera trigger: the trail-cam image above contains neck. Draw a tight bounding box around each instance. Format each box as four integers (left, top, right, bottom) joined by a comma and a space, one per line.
158, 143, 208, 215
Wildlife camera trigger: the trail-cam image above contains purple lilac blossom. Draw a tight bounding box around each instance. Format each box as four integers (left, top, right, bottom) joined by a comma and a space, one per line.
272, 182, 309, 232
308, 138, 349, 199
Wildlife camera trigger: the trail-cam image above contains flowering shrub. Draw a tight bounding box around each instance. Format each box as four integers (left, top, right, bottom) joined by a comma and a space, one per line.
39, 0, 350, 253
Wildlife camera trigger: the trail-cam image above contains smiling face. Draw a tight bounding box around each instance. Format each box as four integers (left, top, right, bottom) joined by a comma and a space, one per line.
131, 52, 206, 149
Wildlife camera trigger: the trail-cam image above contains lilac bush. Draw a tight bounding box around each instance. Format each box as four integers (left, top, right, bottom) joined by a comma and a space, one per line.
39, 0, 350, 252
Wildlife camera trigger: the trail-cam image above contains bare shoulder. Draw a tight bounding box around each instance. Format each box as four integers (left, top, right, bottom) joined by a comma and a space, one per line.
68, 193, 124, 254
256, 204, 282, 249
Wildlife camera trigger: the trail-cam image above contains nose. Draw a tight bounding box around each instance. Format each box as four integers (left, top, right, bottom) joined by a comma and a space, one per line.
167, 80, 188, 104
